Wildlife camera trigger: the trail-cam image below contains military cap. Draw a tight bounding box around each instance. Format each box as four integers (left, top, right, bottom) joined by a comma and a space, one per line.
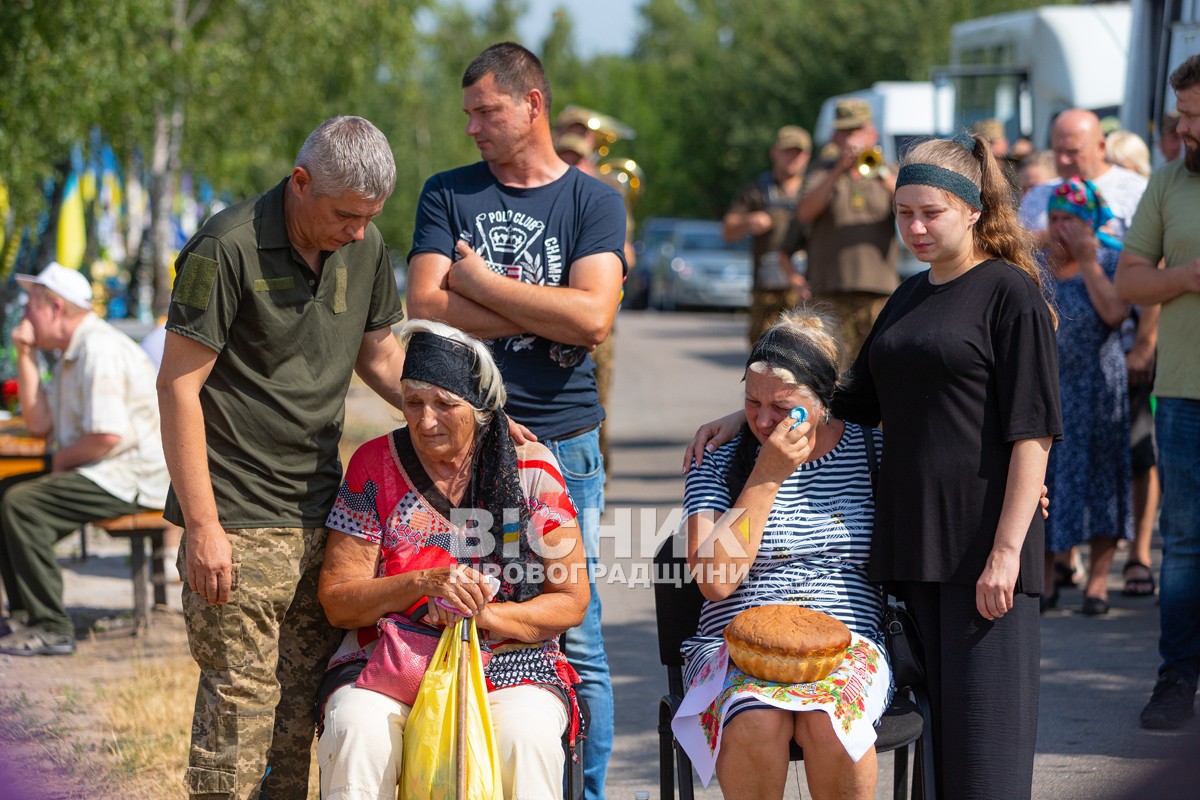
773, 125, 812, 151
833, 98, 872, 130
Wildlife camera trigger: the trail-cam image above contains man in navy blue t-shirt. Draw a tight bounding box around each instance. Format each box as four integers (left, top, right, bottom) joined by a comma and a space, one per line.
407, 42, 626, 800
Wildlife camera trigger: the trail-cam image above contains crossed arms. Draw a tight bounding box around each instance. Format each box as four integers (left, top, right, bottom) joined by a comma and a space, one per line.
406, 240, 623, 347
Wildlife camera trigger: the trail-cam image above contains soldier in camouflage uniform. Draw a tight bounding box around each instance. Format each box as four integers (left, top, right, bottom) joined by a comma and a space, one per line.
158, 116, 406, 800
722, 125, 812, 346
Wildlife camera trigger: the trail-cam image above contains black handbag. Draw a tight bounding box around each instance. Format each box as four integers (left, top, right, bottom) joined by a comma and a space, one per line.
883, 603, 927, 689
863, 428, 927, 690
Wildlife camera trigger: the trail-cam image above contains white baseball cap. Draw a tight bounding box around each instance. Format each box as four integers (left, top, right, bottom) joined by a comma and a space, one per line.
15, 262, 93, 310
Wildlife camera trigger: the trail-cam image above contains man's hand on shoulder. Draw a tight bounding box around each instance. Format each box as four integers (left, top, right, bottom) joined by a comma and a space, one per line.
507, 416, 538, 445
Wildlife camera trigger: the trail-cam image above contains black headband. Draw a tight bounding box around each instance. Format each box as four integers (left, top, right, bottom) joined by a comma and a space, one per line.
746, 327, 838, 407
896, 132, 982, 209
401, 332, 483, 407
895, 164, 983, 210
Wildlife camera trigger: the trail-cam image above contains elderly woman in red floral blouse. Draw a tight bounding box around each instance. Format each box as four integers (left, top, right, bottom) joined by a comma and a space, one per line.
316, 319, 589, 799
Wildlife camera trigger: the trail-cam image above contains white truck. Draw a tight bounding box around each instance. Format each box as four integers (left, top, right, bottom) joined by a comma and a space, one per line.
932, 2, 1133, 147
1122, 0, 1200, 168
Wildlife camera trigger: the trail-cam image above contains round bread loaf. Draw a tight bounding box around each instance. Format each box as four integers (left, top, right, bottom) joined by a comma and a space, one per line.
723, 604, 851, 684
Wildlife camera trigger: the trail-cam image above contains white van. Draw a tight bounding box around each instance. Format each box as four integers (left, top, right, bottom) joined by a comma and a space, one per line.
1122, 0, 1200, 169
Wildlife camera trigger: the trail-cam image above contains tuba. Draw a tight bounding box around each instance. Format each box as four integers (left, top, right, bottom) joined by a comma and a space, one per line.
597, 158, 645, 213
557, 104, 637, 157
557, 105, 643, 214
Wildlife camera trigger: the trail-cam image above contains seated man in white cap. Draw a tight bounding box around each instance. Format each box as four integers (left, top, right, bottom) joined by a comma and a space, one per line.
0, 262, 168, 655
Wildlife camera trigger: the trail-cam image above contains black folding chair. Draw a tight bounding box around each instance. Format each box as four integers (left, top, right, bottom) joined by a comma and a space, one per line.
653, 536, 936, 800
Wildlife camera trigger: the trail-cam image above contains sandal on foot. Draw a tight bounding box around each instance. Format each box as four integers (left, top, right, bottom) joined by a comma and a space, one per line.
1081, 596, 1110, 616
1122, 561, 1156, 597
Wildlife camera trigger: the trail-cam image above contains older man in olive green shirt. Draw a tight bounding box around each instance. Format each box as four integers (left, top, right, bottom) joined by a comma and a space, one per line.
158, 116, 405, 800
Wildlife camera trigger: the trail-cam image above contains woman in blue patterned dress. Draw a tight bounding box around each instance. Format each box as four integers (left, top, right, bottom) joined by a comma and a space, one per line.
673, 309, 890, 800
1040, 178, 1133, 615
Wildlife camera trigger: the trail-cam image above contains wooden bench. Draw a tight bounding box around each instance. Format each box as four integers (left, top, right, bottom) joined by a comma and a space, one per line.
92, 511, 178, 631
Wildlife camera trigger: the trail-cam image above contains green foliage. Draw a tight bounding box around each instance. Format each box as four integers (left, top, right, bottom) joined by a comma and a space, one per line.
0, 0, 167, 223
174, 0, 429, 252
0, 0, 432, 260
1, 0, 1071, 270
540, 7, 584, 95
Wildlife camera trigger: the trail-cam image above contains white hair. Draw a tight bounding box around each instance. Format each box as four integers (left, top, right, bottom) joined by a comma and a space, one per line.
1105, 130, 1151, 179
398, 319, 506, 424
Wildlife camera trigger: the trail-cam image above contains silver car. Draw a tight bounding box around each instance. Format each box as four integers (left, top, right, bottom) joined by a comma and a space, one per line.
646, 220, 752, 310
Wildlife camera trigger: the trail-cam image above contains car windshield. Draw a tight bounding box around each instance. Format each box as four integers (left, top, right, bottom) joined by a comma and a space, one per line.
644, 229, 673, 252
678, 229, 741, 252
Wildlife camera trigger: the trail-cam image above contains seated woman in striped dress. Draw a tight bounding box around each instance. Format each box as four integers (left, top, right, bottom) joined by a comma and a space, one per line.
672, 307, 889, 800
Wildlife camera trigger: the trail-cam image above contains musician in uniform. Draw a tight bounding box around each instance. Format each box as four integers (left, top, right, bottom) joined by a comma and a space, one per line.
796, 99, 899, 368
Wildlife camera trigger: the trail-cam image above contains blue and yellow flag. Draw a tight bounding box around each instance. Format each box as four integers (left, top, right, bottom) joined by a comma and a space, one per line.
55, 150, 87, 270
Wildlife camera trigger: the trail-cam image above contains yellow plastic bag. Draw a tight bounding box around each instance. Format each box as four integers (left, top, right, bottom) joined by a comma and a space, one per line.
400, 617, 503, 800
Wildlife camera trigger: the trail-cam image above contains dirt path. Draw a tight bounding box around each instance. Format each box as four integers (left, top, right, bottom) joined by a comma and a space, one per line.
0, 376, 393, 799
0, 612, 189, 799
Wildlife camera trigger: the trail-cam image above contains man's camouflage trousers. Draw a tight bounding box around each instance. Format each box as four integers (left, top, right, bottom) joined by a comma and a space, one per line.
180, 526, 341, 799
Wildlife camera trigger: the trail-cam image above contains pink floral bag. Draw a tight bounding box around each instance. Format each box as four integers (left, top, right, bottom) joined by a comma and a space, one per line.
356, 613, 491, 706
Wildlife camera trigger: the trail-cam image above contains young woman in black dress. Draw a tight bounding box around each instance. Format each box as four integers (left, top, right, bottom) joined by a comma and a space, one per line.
834, 135, 1061, 800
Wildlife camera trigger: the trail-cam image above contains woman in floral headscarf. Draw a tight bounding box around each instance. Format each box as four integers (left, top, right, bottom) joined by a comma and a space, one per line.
1041, 177, 1133, 615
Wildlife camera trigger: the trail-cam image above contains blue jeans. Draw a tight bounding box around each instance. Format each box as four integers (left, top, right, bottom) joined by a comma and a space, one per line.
1155, 397, 1200, 685
545, 427, 612, 800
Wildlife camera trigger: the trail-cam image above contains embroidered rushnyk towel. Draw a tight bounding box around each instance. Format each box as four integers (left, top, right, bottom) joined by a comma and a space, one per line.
671, 633, 890, 787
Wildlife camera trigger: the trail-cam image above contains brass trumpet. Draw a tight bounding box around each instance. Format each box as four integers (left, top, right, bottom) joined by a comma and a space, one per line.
856, 146, 884, 177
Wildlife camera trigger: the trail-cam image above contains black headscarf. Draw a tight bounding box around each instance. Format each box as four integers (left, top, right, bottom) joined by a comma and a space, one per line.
724, 327, 839, 499
401, 332, 539, 603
